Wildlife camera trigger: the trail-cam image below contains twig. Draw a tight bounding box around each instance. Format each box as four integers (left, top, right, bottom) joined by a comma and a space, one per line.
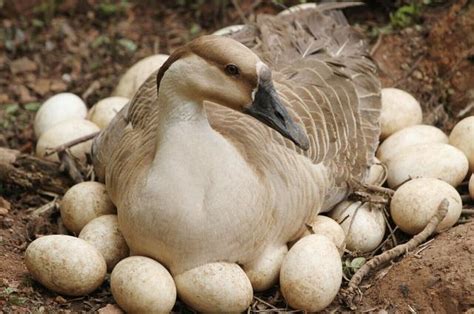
59, 151, 84, 183
253, 296, 278, 310
462, 209, 474, 215
370, 33, 384, 57
231, 0, 248, 24
342, 198, 449, 309
45, 132, 99, 157
393, 53, 425, 88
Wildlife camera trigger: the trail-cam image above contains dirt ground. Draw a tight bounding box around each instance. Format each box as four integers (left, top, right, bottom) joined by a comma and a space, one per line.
0, 0, 473, 313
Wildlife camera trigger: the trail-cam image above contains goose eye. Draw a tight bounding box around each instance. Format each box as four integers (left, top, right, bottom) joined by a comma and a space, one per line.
225, 64, 240, 76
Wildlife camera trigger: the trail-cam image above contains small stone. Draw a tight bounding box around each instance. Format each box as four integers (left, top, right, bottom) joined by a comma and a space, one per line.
0, 208, 8, 216
413, 70, 423, 80
29, 79, 51, 96
10, 57, 38, 74
0, 197, 11, 211
98, 304, 124, 314
50, 80, 68, 92
55, 296, 67, 304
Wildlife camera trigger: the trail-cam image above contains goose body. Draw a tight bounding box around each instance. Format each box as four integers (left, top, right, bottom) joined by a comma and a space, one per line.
93, 3, 380, 297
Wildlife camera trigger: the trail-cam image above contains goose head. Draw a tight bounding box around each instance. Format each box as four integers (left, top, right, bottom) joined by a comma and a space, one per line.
156, 35, 309, 150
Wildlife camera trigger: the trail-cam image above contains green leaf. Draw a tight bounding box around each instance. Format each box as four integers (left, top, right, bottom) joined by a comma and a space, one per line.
117, 38, 137, 52
24, 102, 41, 112
350, 257, 366, 270
5, 104, 19, 115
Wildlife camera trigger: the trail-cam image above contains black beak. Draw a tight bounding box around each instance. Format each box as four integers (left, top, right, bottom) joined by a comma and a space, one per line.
244, 82, 309, 150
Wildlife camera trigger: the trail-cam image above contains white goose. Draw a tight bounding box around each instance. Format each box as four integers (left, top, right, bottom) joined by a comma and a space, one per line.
93, 4, 380, 311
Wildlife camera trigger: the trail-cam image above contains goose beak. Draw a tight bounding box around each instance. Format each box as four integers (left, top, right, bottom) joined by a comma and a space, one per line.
244, 82, 310, 150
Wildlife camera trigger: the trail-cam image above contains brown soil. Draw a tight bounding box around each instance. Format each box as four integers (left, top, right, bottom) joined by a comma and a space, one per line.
0, 0, 473, 312
357, 220, 474, 313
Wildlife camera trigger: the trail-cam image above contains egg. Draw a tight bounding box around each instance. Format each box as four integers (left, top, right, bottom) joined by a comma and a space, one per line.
36, 119, 100, 162
212, 24, 244, 36
366, 157, 387, 186
379, 88, 422, 139
25, 235, 106, 296
449, 116, 474, 172
113, 54, 169, 98
243, 246, 287, 292
34, 93, 87, 138
111, 256, 176, 313
88, 97, 129, 129
390, 178, 462, 235
174, 262, 253, 313
330, 201, 386, 253
377, 124, 448, 162
79, 215, 129, 271
386, 143, 468, 188
307, 215, 346, 254
280, 234, 342, 311
60, 181, 116, 234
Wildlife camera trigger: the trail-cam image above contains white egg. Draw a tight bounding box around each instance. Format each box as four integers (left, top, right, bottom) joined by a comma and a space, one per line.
113, 54, 169, 98
377, 124, 448, 162
280, 234, 342, 312
386, 143, 468, 188
88, 97, 129, 129
34, 93, 87, 138
449, 116, 474, 172
366, 157, 387, 186
25, 235, 106, 296
330, 201, 386, 253
212, 24, 244, 36
390, 178, 462, 235
35, 119, 100, 162
243, 245, 287, 292
175, 262, 253, 313
307, 215, 346, 254
380, 88, 422, 139
60, 181, 116, 234
79, 215, 129, 271
111, 256, 176, 313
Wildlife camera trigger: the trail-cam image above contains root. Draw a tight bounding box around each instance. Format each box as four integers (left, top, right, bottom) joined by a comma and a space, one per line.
44, 131, 99, 157
341, 198, 449, 309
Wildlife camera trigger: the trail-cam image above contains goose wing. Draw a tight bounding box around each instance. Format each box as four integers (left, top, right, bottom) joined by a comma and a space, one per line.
228, 3, 381, 183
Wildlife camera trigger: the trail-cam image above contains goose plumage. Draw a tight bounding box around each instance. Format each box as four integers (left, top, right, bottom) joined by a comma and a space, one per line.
92, 3, 380, 289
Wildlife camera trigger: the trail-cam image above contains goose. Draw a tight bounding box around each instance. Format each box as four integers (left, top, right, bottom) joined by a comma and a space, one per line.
92, 3, 381, 309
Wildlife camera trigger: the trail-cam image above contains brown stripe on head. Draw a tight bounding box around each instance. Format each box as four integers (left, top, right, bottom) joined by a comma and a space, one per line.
156, 35, 260, 95
156, 47, 189, 93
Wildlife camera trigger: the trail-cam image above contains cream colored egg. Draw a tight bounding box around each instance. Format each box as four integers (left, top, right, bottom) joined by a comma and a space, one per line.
377, 124, 448, 162
278, 3, 317, 16
25, 235, 106, 296
79, 215, 129, 271
280, 234, 342, 312
175, 262, 253, 313
88, 97, 129, 129
330, 201, 386, 253
380, 88, 422, 139
366, 157, 387, 186
386, 143, 468, 188
60, 181, 116, 234
449, 116, 474, 172
36, 119, 99, 162
111, 256, 176, 313
307, 215, 346, 254
34, 93, 87, 138
469, 174, 474, 200
243, 245, 287, 292
390, 178, 462, 235
212, 24, 244, 36
113, 54, 169, 98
